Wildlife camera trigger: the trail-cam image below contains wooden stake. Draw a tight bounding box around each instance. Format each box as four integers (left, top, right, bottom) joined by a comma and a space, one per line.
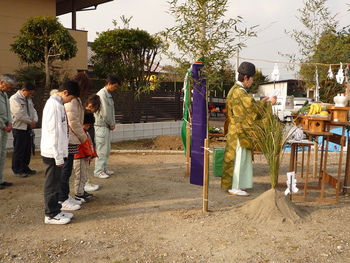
313, 141, 318, 178
203, 138, 209, 212
344, 133, 350, 194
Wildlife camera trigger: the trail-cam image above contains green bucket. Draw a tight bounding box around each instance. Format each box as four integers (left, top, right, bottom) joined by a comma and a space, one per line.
213, 146, 225, 177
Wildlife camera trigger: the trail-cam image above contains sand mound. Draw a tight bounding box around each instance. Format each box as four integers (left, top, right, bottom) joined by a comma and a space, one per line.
238, 188, 309, 225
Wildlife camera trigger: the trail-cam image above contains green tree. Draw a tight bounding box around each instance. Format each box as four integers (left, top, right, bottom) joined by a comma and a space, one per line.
287, 0, 338, 60
162, 65, 188, 82
300, 29, 350, 102
91, 27, 163, 92
14, 65, 46, 87
13, 64, 68, 98
281, 0, 340, 99
283, 0, 338, 69
162, 0, 257, 89
248, 69, 269, 94
10, 16, 77, 89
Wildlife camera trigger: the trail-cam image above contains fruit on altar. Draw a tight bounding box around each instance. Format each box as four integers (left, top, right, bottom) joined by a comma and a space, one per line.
307, 103, 322, 115
298, 100, 310, 114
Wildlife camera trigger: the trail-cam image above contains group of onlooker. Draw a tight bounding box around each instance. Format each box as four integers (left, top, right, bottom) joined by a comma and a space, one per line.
0, 73, 120, 225
0, 74, 37, 189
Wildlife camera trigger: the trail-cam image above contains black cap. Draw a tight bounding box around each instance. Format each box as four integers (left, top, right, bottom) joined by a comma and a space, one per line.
238, 62, 256, 77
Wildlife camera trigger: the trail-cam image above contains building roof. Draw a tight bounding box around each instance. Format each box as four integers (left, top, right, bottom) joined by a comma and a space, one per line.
56, 0, 113, 16
258, 79, 303, 85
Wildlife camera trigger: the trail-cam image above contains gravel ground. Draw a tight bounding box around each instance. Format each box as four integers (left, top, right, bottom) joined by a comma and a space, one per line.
1, 122, 350, 262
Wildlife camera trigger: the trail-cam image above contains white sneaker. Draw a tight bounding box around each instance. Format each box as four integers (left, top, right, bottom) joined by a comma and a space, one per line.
60, 198, 81, 211
104, 168, 114, 175
84, 181, 99, 191
68, 195, 82, 205
59, 211, 74, 219
45, 213, 71, 225
94, 172, 109, 179
228, 189, 250, 196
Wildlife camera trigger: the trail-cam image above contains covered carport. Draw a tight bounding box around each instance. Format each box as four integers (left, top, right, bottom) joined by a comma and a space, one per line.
56, 0, 114, 29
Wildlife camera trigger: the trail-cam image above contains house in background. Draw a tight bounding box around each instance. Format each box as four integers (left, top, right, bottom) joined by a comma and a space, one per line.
257, 79, 307, 98
0, 0, 113, 76
257, 79, 313, 121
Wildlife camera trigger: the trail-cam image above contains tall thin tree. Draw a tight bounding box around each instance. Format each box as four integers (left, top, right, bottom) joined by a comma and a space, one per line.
163, 0, 257, 89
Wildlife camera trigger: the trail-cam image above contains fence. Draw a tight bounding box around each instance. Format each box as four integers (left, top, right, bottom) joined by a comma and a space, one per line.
111, 90, 183, 124
7, 88, 184, 128
8, 80, 231, 127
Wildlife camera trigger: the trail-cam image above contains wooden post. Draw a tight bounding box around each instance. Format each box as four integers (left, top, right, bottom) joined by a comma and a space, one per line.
203, 139, 209, 212
313, 141, 318, 178
343, 135, 350, 194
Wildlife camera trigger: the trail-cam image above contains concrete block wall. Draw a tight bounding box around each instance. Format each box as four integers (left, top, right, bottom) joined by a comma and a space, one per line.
6, 121, 183, 150
111, 121, 182, 142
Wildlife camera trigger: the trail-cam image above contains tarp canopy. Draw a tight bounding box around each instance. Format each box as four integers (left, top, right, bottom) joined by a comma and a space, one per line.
317, 127, 349, 152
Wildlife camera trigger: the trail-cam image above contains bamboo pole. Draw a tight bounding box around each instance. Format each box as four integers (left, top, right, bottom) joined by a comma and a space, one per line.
186, 121, 191, 175
203, 138, 209, 212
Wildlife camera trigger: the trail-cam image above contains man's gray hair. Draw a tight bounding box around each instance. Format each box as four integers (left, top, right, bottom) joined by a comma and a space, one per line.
0, 74, 17, 86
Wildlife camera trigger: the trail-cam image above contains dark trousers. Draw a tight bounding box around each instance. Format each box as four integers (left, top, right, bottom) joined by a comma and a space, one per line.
43, 157, 63, 217
12, 129, 32, 174
59, 153, 74, 202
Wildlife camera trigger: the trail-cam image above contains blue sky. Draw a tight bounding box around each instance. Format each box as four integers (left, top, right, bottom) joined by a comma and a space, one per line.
58, 0, 350, 80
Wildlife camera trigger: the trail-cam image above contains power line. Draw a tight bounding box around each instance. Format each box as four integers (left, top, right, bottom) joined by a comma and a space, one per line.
233, 55, 350, 67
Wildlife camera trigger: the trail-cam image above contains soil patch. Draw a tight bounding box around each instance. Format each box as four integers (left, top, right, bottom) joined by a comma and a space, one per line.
111, 135, 225, 151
